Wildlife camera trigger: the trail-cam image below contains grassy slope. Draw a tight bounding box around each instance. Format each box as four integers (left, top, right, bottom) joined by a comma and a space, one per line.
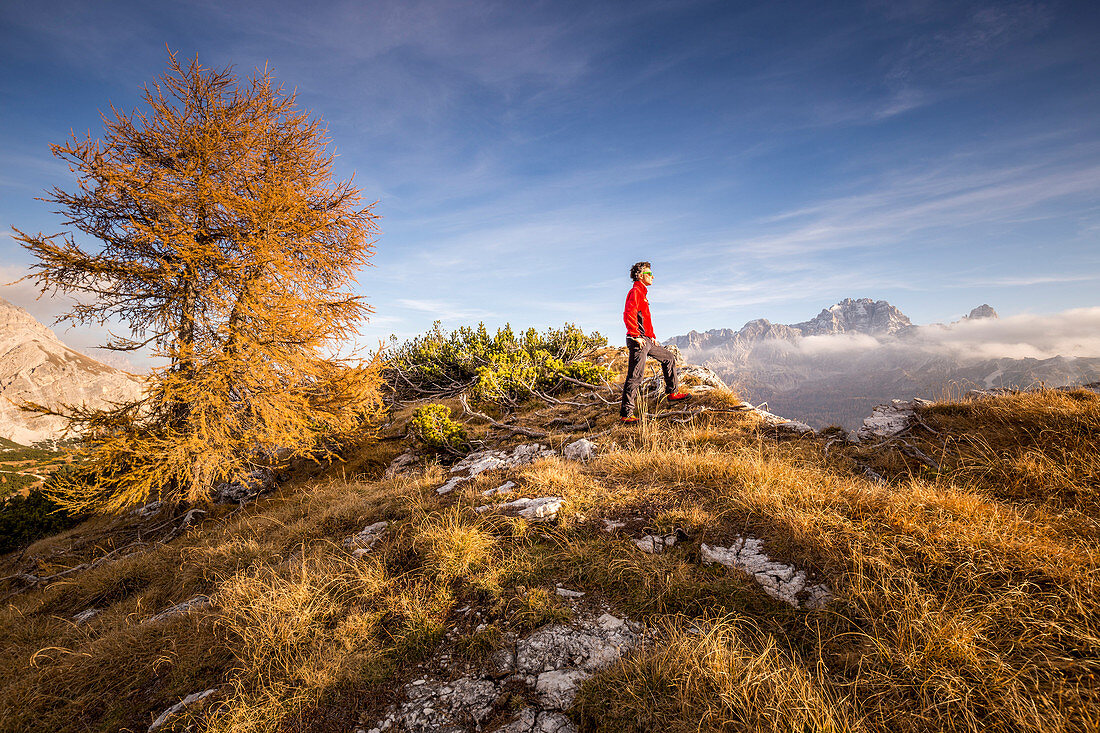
0, 375, 1097, 733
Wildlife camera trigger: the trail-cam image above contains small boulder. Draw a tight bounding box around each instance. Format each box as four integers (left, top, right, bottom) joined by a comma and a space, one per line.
564, 438, 597, 462
213, 468, 275, 504
482, 480, 516, 497
343, 521, 389, 555
384, 450, 418, 478
634, 534, 678, 553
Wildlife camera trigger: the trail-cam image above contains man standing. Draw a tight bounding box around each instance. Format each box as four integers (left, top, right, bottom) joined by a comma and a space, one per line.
620, 261, 688, 424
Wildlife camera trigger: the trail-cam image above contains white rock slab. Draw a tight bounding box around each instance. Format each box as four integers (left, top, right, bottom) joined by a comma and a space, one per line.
744, 402, 814, 435
701, 539, 831, 609
437, 444, 555, 494
855, 398, 934, 442
482, 480, 516, 497
72, 609, 99, 625
555, 586, 585, 598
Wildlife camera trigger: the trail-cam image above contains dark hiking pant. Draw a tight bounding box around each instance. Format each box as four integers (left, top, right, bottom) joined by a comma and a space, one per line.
620, 336, 679, 417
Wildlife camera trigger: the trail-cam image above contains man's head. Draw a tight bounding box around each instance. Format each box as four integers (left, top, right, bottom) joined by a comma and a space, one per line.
630, 261, 653, 284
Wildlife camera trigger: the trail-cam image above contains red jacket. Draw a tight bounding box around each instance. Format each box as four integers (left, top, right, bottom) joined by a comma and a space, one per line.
623, 280, 655, 338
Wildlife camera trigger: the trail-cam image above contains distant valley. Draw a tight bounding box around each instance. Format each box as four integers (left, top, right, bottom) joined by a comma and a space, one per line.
667, 298, 1100, 429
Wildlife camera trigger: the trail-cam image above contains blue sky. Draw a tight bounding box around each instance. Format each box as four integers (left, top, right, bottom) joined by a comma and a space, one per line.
2, 0, 1098, 367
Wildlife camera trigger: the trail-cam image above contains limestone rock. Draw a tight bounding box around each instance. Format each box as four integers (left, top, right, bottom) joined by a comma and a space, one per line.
701, 540, 831, 609
482, 480, 516, 497
563, 438, 596, 462
384, 450, 418, 478
364, 612, 639, 733
148, 688, 216, 732
437, 444, 554, 495
491, 496, 564, 521
147, 595, 211, 624
677, 363, 728, 390
555, 586, 585, 598
374, 676, 499, 733
514, 615, 637, 675
854, 398, 933, 442
213, 468, 275, 504
495, 708, 577, 733
634, 534, 678, 553
72, 609, 99, 625
343, 521, 389, 555
131, 501, 163, 518
745, 402, 814, 435
536, 669, 591, 709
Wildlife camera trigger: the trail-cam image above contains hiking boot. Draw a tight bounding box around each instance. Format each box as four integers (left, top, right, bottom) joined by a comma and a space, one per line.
666, 392, 690, 402
619, 416, 640, 425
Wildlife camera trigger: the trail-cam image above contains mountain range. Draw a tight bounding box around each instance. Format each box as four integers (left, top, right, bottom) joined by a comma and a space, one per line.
667, 298, 1100, 429
0, 297, 144, 445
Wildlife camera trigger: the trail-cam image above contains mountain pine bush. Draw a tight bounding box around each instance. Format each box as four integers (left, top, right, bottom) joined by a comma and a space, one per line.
409, 404, 469, 453
386, 322, 611, 406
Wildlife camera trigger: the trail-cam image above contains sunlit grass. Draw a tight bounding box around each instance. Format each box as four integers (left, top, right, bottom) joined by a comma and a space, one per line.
0, 387, 1098, 731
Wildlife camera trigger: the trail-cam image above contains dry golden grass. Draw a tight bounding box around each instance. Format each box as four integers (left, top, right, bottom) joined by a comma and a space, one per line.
928, 388, 1100, 512
1, 388, 1098, 732
575, 614, 861, 732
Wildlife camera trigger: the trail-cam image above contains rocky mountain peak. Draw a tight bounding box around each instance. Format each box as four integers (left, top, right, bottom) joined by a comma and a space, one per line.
966, 304, 999, 320
792, 298, 912, 336
0, 296, 59, 346
0, 295, 144, 445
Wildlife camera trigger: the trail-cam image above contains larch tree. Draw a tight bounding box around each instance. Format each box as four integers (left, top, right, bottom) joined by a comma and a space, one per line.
14, 53, 383, 513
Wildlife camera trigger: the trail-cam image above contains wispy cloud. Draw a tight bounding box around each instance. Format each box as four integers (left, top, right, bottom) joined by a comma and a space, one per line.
395, 298, 496, 322
728, 158, 1100, 258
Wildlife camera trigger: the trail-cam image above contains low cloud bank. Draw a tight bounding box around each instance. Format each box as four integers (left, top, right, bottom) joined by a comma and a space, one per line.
909, 308, 1100, 360
700, 307, 1100, 364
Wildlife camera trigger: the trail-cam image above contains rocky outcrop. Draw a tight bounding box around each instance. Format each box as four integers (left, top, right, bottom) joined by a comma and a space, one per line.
0, 296, 145, 444
854, 398, 934, 442
745, 402, 814, 435
438, 444, 555, 495
360, 611, 640, 733
476, 496, 565, 521
563, 438, 596, 462
212, 468, 276, 504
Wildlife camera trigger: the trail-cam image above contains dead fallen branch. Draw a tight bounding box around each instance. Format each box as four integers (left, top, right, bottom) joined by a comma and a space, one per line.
459, 394, 549, 439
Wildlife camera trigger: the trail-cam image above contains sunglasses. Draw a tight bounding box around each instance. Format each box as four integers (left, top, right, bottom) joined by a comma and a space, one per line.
641, 270, 653, 275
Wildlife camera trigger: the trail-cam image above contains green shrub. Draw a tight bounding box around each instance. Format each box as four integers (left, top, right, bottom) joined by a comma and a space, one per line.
409, 404, 469, 452
386, 322, 611, 406
0, 489, 79, 555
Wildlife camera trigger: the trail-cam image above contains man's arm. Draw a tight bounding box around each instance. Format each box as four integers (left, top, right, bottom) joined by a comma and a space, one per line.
623, 287, 641, 337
